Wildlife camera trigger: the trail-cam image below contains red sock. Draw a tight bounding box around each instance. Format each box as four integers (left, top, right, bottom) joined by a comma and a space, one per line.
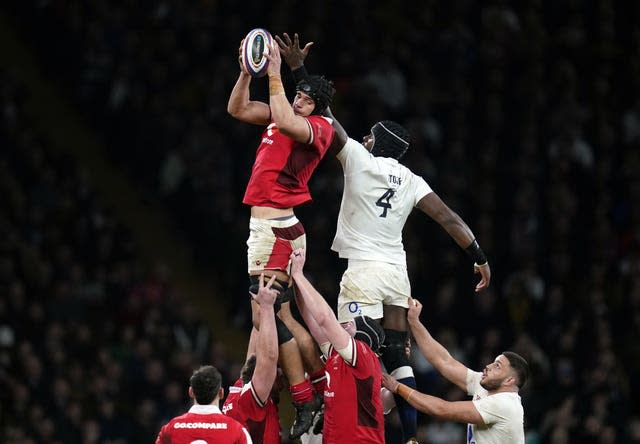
290, 379, 314, 404
309, 368, 326, 395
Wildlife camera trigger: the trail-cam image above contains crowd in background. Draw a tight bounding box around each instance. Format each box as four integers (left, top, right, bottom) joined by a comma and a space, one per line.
0, 68, 237, 442
2, 0, 640, 442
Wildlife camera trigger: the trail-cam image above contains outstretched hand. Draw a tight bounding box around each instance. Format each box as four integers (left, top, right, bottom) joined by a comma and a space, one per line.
289, 248, 306, 276
275, 32, 313, 69
407, 297, 423, 325
251, 273, 279, 307
474, 262, 491, 292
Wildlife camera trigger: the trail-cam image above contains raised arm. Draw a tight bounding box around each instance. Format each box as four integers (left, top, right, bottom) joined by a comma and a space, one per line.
250, 274, 279, 404
322, 106, 348, 156
407, 297, 469, 391
264, 41, 313, 143
227, 40, 271, 125
415, 193, 491, 292
293, 277, 330, 350
276, 33, 348, 156
289, 249, 351, 351
246, 327, 258, 360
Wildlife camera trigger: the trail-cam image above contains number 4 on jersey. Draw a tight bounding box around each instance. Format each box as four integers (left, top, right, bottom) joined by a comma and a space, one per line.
376, 189, 395, 217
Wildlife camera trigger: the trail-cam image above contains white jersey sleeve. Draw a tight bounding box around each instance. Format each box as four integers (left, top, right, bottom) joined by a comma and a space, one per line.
332, 138, 432, 264
466, 370, 525, 444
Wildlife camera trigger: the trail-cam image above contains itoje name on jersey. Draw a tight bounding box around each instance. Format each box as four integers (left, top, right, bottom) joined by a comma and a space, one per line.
388, 174, 401, 185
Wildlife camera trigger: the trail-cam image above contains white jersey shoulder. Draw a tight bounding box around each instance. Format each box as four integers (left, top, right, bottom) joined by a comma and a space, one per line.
332, 138, 432, 264
466, 370, 525, 444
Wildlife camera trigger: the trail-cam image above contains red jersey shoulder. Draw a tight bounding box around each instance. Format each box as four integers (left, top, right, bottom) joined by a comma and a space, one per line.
306, 115, 335, 148
224, 380, 266, 422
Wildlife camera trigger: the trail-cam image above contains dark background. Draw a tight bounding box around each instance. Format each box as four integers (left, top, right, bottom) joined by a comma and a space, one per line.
1, 1, 639, 443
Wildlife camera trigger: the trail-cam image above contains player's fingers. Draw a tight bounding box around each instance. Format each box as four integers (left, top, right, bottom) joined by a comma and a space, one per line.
267, 274, 277, 289
283, 32, 292, 45
263, 40, 273, 57
270, 41, 279, 58
293, 33, 299, 45
475, 278, 487, 292
302, 42, 314, 54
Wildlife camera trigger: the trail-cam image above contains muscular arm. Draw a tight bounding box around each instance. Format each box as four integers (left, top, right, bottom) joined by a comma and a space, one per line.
251, 276, 279, 404
407, 298, 469, 390
290, 250, 351, 351
416, 193, 491, 291
415, 192, 476, 249
383, 371, 483, 424
405, 393, 484, 425
323, 106, 348, 156
246, 327, 258, 360
269, 82, 313, 142
227, 70, 271, 125
264, 41, 312, 143
293, 281, 330, 347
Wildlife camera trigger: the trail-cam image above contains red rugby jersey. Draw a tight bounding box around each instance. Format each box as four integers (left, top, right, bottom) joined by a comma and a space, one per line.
155, 404, 252, 444
243, 116, 334, 208
223, 379, 281, 444
322, 338, 385, 443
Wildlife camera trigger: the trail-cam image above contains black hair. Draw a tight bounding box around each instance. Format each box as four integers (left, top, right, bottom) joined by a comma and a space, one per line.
240, 355, 257, 384
189, 365, 222, 405
295, 75, 335, 115
370, 120, 410, 160
354, 315, 386, 353
503, 351, 529, 389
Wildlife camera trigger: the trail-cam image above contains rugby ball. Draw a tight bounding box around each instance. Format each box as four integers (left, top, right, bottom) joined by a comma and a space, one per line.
242, 28, 273, 78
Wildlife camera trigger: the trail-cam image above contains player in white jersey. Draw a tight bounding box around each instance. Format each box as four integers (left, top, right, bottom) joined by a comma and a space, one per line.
276, 32, 491, 444
383, 297, 529, 444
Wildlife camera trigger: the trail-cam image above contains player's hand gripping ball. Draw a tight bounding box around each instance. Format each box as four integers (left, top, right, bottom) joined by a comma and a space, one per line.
242, 28, 273, 77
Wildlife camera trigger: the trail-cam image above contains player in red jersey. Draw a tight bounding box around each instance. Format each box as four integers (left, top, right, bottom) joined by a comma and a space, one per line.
155, 365, 252, 444
228, 38, 333, 438
223, 274, 282, 444
290, 248, 386, 444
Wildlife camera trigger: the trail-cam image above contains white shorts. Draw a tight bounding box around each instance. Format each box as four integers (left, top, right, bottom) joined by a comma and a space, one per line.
246, 216, 306, 274
336, 259, 411, 322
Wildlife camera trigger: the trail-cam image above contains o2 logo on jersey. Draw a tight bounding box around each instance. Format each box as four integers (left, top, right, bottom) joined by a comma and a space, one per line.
348, 302, 362, 315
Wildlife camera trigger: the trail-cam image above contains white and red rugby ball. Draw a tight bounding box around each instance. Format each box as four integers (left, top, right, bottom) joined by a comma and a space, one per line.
242, 28, 273, 78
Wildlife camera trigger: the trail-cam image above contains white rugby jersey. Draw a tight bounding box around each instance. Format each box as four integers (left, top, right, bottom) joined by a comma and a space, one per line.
466, 370, 525, 444
331, 138, 432, 265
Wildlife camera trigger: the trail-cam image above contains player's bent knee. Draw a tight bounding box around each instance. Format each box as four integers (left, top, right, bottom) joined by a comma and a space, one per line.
382, 329, 411, 372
